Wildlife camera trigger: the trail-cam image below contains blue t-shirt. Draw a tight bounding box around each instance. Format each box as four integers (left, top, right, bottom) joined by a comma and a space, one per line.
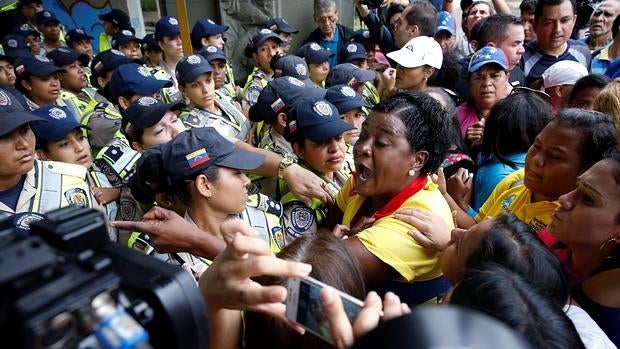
0, 175, 26, 212
522, 39, 591, 87
320, 26, 339, 68
473, 153, 526, 212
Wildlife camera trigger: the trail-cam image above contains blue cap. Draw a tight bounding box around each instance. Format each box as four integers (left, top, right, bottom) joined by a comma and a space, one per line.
351, 29, 373, 50
191, 18, 228, 41
468, 46, 509, 73
175, 54, 213, 84
46, 47, 90, 67
111, 29, 142, 49
122, 96, 185, 140
1, 34, 31, 60
342, 42, 367, 63
142, 33, 160, 52
155, 127, 265, 182
297, 42, 334, 64
0, 88, 40, 136
198, 45, 227, 62
108, 63, 172, 101
325, 84, 370, 114
98, 9, 131, 29
245, 29, 283, 57
90, 49, 141, 88
14, 55, 64, 79
264, 18, 299, 34
65, 28, 93, 47
435, 11, 456, 35
272, 54, 310, 81
326, 63, 376, 88
31, 105, 88, 142
285, 99, 354, 143
36, 10, 59, 26
248, 76, 326, 122
12, 23, 40, 38
155, 16, 180, 40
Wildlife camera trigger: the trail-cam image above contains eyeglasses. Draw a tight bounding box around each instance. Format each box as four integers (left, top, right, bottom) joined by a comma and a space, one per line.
510, 86, 551, 101
315, 15, 337, 24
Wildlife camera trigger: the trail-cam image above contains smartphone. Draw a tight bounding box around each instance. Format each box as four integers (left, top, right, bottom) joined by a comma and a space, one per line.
285, 276, 364, 344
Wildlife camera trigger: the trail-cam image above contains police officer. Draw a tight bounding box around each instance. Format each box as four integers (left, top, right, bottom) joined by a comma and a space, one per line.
197, 45, 239, 100
35, 10, 66, 56
97, 8, 131, 53
264, 17, 299, 54
111, 29, 143, 60
0, 88, 97, 219
279, 99, 352, 243
65, 28, 95, 63
242, 29, 283, 115
153, 16, 183, 103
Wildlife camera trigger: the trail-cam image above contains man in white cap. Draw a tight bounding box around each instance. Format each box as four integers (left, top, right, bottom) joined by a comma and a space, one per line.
542, 60, 589, 113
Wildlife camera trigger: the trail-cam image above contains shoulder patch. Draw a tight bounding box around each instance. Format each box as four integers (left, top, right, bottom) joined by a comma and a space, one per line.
272, 226, 285, 249
64, 188, 89, 208
119, 199, 138, 221
289, 206, 314, 233
245, 86, 261, 106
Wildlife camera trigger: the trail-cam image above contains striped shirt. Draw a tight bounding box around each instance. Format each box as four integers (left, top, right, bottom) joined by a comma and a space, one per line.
522, 39, 591, 87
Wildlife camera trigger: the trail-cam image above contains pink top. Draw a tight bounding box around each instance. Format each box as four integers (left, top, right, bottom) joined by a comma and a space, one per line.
456, 102, 481, 140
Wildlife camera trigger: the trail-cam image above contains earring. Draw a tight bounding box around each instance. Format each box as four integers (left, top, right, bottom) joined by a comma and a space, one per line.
408, 169, 415, 176
599, 237, 617, 253
207, 192, 213, 200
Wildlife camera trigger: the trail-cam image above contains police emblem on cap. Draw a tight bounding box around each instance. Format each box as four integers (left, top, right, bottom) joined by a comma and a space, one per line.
362, 30, 370, 38
310, 43, 321, 51
259, 28, 272, 34
294, 63, 307, 76
43, 11, 51, 17
20, 23, 29, 31
58, 47, 70, 53
121, 29, 133, 36
341, 86, 356, 97
269, 25, 277, 31
49, 107, 67, 119
138, 96, 158, 106
64, 188, 89, 207
0, 91, 10, 106
286, 76, 304, 87
111, 49, 124, 56
346, 43, 357, 53
206, 46, 217, 53
208, 19, 215, 24
7, 39, 17, 48
187, 54, 201, 64
76, 28, 85, 34
169, 17, 178, 25
137, 66, 151, 77
35, 55, 50, 62
313, 101, 332, 116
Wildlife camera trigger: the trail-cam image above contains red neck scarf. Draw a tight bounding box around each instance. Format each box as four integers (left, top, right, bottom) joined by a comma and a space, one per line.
371, 176, 428, 220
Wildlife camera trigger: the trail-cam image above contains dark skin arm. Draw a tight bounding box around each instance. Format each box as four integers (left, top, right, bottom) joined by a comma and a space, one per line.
345, 237, 399, 284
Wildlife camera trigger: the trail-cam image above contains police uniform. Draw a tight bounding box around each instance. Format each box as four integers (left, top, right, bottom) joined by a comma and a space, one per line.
94, 134, 141, 187
180, 96, 249, 140
242, 67, 270, 113
152, 62, 182, 103
87, 165, 119, 242
248, 128, 296, 199
60, 86, 108, 122
0, 160, 96, 214
81, 101, 123, 155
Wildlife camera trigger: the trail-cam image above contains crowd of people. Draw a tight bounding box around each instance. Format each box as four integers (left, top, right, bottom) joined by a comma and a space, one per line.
1, 0, 620, 347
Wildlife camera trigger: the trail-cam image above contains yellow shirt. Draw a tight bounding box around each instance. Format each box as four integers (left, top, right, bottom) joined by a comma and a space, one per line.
336, 176, 454, 282
475, 169, 559, 232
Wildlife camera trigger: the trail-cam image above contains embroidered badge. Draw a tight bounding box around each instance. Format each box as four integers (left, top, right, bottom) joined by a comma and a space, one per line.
64, 188, 89, 207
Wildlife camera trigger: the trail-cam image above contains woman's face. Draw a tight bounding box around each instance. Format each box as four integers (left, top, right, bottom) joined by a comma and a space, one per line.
119, 41, 143, 59
136, 111, 185, 152
26, 35, 41, 55
441, 219, 495, 284
160, 35, 184, 60
40, 128, 92, 168
71, 39, 93, 59
469, 65, 508, 111
0, 60, 15, 86
295, 135, 346, 176
549, 159, 620, 251
60, 61, 87, 93
252, 39, 282, 74
183, 72, 215, 109
353, 111, 419, 201
205, 34, 225, 49
525, 121, 585, 200
465, 3, 491, 34
309, 61, 330, 85
395, 65, 428, 91
210, 59, 227, 89
340, 108, 365, 144
25, 73, 61, 105
209, 167, 251, 214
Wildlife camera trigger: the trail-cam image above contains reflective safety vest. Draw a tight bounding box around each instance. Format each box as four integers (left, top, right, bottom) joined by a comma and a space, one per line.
94, 134, 141, 187
149, 65, 182, 103
215, 83, 238, 100
181, 97, 249, 140
87, 167, 119, 242
98, 32, 111, 54
0, 160, 94, 215
363, 81, 380, 106
81, 101, 123, 155
242, 68, 269, 110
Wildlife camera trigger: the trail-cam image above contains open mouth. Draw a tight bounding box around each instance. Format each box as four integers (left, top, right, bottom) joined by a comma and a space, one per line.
356, 163, 375, 181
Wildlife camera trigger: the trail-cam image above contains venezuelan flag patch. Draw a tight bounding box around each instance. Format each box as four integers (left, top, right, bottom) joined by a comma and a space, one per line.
186, 148, 210, 168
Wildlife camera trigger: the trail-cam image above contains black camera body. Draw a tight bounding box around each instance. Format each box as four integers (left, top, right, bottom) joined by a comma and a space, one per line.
361, 0, 385, 9
0, 207, 209, 349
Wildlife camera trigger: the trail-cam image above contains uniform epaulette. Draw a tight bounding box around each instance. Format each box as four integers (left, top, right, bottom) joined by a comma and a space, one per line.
246, 193, 283, 218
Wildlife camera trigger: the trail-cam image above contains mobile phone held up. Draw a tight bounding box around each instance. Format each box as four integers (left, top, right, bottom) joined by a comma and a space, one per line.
285, 276, 364, 344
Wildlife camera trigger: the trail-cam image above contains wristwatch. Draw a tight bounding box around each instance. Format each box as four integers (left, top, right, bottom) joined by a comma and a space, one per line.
278, 155, 297, 179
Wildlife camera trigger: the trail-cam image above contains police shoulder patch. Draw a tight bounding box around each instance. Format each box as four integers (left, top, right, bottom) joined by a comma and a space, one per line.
119, 198, 138, 221
64, 188, 89, 208
289, 205, 314, 233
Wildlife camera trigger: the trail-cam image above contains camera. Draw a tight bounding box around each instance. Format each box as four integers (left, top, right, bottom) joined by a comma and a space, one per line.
0, 207, 209, 349
360, 0, 384, 9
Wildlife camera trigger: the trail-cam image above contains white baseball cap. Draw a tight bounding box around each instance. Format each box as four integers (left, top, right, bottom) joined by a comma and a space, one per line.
542, 61, 588, 89
386, 36, 443, 69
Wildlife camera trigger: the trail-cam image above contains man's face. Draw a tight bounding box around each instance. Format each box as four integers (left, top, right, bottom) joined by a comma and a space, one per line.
497, 24, 525, 69
589, 0, 620, 39
435, 30, 456, 52
20, 2, 42, 21
314, 8, 338, 38
521, 10, 537, 42
393, 5, 416, 48
534, 0, 576, 53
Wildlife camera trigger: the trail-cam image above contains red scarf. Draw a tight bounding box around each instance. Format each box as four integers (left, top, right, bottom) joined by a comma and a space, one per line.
372, 176, 428, 220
